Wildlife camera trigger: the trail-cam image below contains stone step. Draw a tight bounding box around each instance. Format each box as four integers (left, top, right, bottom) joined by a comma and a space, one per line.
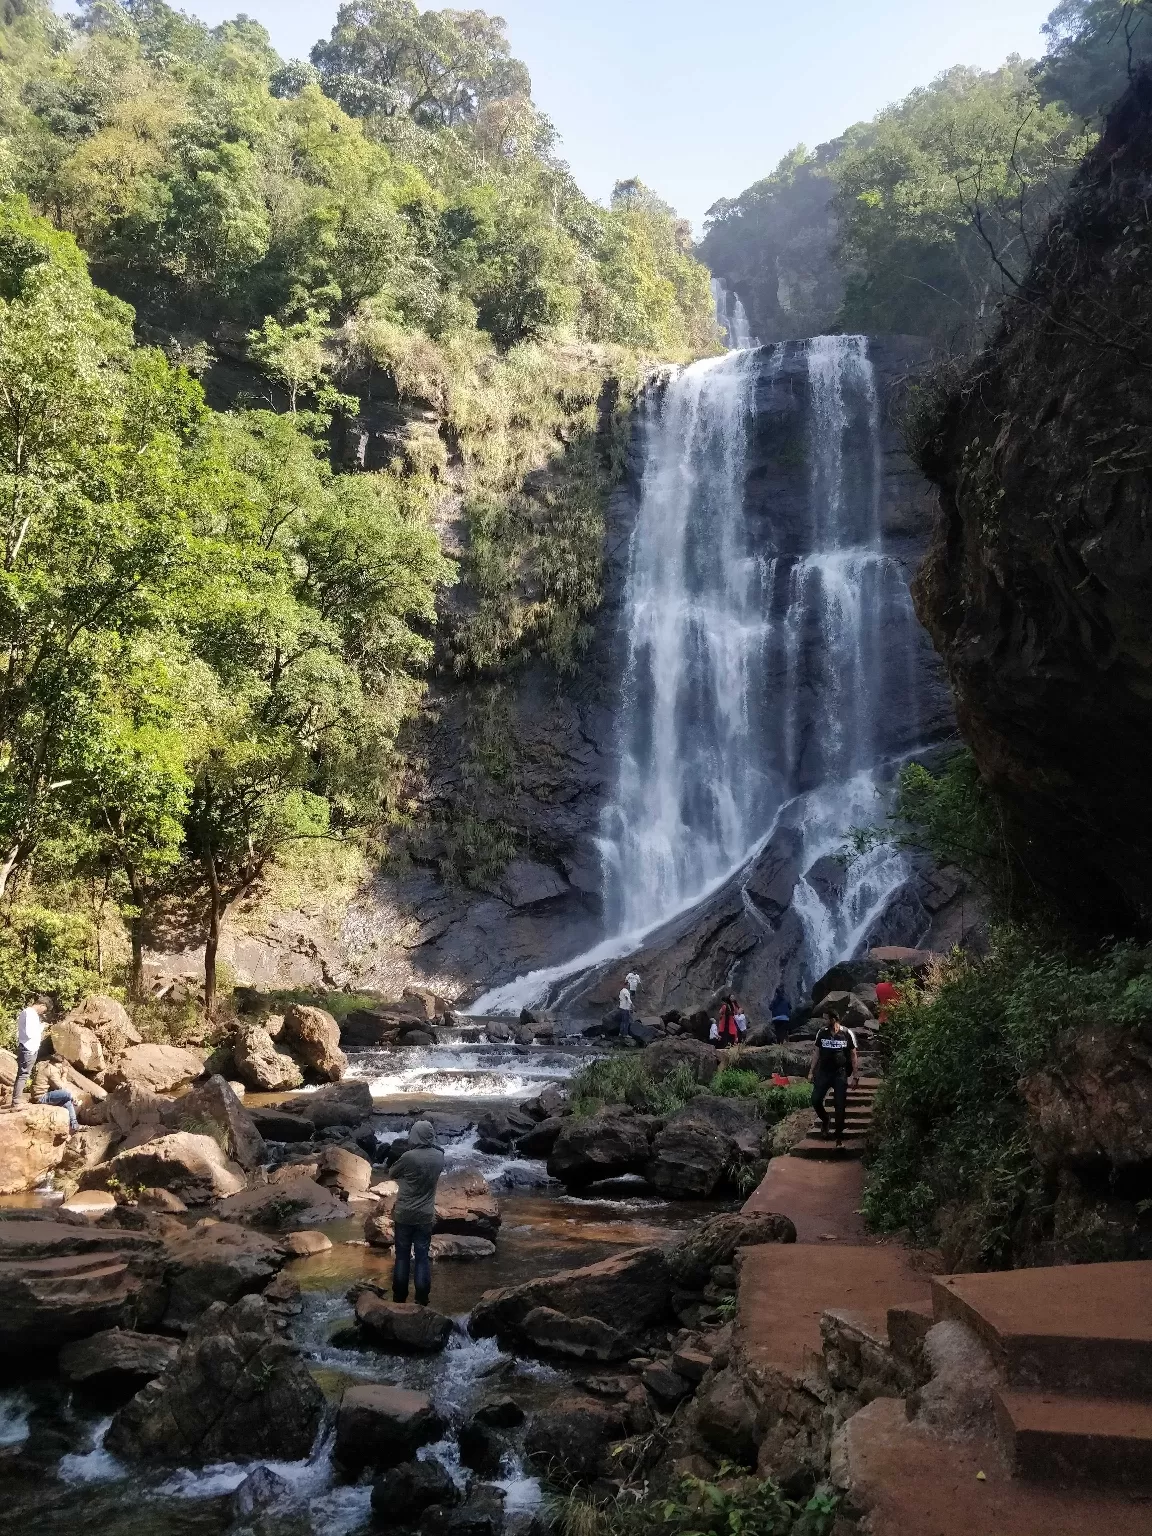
791, 1133, 867, 1160
995, 1389, 1152, 1488
933, 1263, 1152, 1398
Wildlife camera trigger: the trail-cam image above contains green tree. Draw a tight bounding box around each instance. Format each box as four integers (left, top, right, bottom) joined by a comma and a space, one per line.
1038, 1, 1152, 117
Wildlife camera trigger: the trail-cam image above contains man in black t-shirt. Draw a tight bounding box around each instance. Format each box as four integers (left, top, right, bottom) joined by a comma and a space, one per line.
807, 1015, 858, 1147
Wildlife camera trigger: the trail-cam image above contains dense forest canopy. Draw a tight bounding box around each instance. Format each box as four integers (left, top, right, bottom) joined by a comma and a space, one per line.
700, 0, 1152, 344
0, 0, 717, 1017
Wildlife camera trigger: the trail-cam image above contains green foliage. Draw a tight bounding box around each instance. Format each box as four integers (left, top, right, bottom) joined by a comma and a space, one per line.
0, 902, 96, 1047
833, 61, 1090, 342
551, 1468, 839, 1536
864, 929, 1152, 1263
570, 1055, 812, 1127
894, 751, 1015, 907
1038, 1, 1152, 118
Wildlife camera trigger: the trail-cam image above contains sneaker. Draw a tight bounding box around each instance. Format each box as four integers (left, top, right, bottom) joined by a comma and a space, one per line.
835, 1137, 844, 1149
414, 1294, 430, 1308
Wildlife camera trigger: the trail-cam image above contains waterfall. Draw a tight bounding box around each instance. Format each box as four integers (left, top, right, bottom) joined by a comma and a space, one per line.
601, 350, 769, 934
469, 336, 923, 1014
711, 277, 758, 350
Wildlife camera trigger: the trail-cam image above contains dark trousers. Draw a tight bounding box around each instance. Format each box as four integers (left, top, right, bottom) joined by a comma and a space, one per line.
617, 1008, 633, 1037
11, 1042, 35, 1106
392, 1223, 433, 1304
813, 1070, 848, 1138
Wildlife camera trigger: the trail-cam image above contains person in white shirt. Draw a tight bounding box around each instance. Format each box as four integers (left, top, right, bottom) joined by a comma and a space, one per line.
625, 970, 641, 996
735, 1005, 748, 1038
617, 983, 634, 1037
10, 998, 47, 1109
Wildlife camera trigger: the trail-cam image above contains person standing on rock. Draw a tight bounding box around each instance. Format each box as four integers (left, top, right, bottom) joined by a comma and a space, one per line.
7, 996, 49, 1111
807, 1014, 858, 1147
617, 981, 635, 1037
625, 969, 641, 998
390, 1119, 445, 1307
710, 996, 740, 1047
770, 985, 791, 1040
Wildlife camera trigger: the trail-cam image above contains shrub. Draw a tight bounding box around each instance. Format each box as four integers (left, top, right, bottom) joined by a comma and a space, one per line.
550, 1467, 839, 1536
864, 927, 1152, 1264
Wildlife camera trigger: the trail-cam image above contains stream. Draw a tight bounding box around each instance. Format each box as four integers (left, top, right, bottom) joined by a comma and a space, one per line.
0, 1031, 729, 1536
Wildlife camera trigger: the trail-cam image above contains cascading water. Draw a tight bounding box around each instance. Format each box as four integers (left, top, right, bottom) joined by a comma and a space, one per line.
470, 334, 925, 1014
711, 276, 758, 350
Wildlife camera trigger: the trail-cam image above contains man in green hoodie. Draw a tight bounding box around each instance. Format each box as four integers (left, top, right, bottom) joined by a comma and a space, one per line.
390, 1119, 446, 1306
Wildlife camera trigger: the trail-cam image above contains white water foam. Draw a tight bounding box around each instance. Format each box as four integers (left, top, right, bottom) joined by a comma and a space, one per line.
58, 1417, 122, 1483
0, 1390, 31, 1448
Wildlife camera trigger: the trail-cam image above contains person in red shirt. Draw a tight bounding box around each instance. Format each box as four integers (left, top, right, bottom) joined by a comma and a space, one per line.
875, 980, 898, 1024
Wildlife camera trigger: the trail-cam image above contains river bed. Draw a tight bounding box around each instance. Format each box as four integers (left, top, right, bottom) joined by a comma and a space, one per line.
0, 1031, 728, 1536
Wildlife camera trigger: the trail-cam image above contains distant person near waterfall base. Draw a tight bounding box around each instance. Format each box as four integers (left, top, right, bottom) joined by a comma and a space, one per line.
617, 981, 635, 1037
770, 985, 792, 1041
710, 995, 741, 1047
390, 1120, 445, 1307
808, 1015, 858, 1147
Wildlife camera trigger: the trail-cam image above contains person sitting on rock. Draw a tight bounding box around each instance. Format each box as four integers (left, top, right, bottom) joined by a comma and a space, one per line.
807, 1013, 858, 1147
390, 1119, 445, 1307
7, 996, 49, 1113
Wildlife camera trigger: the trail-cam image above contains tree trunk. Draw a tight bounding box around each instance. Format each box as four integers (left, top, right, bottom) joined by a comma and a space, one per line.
129, 915, 144, 998
204, 861, 221, 1019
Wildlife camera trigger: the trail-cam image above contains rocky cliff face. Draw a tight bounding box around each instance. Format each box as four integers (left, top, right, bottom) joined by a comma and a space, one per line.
912, 69, 1152, 937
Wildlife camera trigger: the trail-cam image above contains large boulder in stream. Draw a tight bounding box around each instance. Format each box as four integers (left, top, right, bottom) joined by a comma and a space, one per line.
0, 1103, 72, 1193
354, 1293, 453, 1352
161, 1222, 287, 1328
647, 1097, 769, 1198
281, 1004, 346, 1083
79, 1131, 247, 1205
162, 1074, 266, 1170
232, 1024, 304, 1093
106, 1294, 324, 1465
643, 1037, 719, 1083
335, 1383, 445, 1473
0, 1220, 167, 1351
546, 1107, 654, 1188
282, 1078, 374, 1128
668, 1211, 796, 1290
104, 1044, 206, 1094
525, 1397, 628, 1486
215, 1173, 345, 1229
470, 1246, 671, 1344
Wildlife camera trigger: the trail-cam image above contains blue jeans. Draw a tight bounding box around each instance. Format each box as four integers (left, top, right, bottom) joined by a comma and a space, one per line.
392, 1223, 433, 1304
11, 1042, 35, 1106
617, 1008, 632, 1037
40, 1088, 78, 1132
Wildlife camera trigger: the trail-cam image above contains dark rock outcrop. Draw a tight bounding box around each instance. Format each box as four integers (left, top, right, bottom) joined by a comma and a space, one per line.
912, 68, 1152, 936
105, 1295, 324, 1464
547, 1108, 654, 1187
647, 1097, 768, 1198
470, 1246, 671, 1344
58, 1328, 179, 1389
335, 1383, 445, 1473
668, 1211, 797, 1290
1021, 1026, 1152, 1173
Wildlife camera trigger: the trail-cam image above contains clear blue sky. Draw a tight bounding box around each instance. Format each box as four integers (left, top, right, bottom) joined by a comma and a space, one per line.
64, 0, 1061, 231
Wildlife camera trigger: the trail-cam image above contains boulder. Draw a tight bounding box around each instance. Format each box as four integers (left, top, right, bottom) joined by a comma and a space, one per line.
643, 1037, 718, 1083
518, 1307, 634, 1362
726, 1044, 812, 1079
668, 1211, 797, 1290
368, 1168, 499, 1246
63, 996, 142, 1059
867, 946, 937, 972
420, 1486, 505, 1536
282, 1079, 373, 1128
0, 1045, 16, 1098
316, 1144, 373, 1196
1021, 1025, 1152, 1172
371, 1460, 459, 1525
58, 1124, 122, 1179
139, 1187, 187, 1213
811, 959, 882, 1004
80, 1132, 246, 1206
105, 1294, 324, 1464
58, 1328, 179, 1388
163, 1075, 266, 1170
430, 1234, 495, 1260
335, 1383, 445, 1473
232, 1465, 291, 1522
524, 1397, 627, 1486
162, 1222, 286, 1329
282, 1229, 333, 1258
470, 1246, 671, 1343
214, 1174, 345, 1229
813, 990, 875, 1028
105, 1044, 207, 1095
341, 1008, 401, 1048
692, 1367, 759, 1466
523, 1084, 564, 1120
472, 1396, 525, 1429
354, 1293, 453, 1352
647, 1097, 768, 1198
547, 1108, 653, 1188
0, 1220, 167, 1351
0, 1103, 72, 1193
514, 1116, 564, 1158
248, 1107, 315, 1142
42, 1059, 107, 1113
49, 1019, 106, 1076
103, 1081, 171, 1138
60, 1189, 119, 1220
642, 1361, 691, 1407
281, 1004, 346, 1084
232, 1025, 304, 1093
